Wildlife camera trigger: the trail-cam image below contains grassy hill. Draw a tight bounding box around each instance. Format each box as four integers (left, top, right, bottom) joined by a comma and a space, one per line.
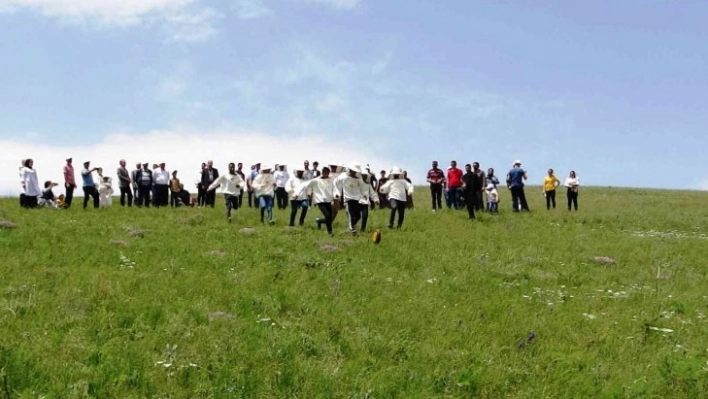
1, 186, 708, 397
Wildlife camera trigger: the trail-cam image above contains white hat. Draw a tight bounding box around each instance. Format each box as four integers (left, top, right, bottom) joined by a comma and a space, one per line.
293, 168, 305, 173
389, 166, 403, 175
486, 183, 494, 190
347, 163, 362, 174
513, 160, 522, 166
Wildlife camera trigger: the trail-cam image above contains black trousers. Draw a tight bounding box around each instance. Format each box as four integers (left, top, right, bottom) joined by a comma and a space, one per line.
137, 185, 151, 207
511, 186, 529, 211
474, 190, 484, 211
567, 189, 578, 210
197, 185, 206, 206
19, 194, 26, 208
120, 186, 133, 207
247, 190, 254, 207
317, 203, 333, 234
359, 203, 370, 231
82, 186, 99, 209
275, 187, 288, 209
205, 188, 216, 208
430, 184, 443, 210
464, 191, 476, 219
225, 194, 239, 218
65, 184, 75, 208
154, 185, 169, 207
545, 189, 556, 209
22, 195, 38, 208
345, 199, 361, 231
289, 199, 309, 226
388, 199, 406, 228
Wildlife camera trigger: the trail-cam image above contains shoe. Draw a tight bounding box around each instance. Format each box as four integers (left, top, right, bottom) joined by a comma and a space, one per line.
228, 217, 232, 223
316, 219, 322, 229
387, 225, 393, 229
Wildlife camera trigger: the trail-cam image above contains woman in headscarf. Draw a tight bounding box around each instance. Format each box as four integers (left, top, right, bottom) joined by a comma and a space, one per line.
20, 159, 41, 208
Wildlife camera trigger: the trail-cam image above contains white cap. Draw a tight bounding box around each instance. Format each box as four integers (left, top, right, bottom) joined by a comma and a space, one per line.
513, 160, 522, 166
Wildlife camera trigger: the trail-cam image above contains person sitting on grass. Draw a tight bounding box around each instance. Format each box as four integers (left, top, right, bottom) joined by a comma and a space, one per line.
38, 181, 59, 209
252, 166, 276, 224
379, 166, 414, 229
176, 184, 192, 207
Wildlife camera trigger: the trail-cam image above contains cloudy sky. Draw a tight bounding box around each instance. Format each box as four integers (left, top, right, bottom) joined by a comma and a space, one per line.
1, 0, 707, 195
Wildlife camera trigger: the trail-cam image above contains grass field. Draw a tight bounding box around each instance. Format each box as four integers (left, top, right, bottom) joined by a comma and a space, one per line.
1, 186, 708, 398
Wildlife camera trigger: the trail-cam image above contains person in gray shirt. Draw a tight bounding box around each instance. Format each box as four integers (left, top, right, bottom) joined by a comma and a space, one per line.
117, 159, 133, 207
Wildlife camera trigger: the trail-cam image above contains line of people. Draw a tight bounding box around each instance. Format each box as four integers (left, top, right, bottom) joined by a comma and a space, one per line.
426, 159, 580, 217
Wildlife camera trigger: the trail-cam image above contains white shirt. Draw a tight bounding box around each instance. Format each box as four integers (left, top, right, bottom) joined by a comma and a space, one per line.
360, 181, 378, 205
379, 178, 414, 202
565, 177, 579, 191
274, 170, 289, 188
208, 173, 246, 196
334, 173, 367, 202
153, 169, 170, 185
195, 170, 203, 186
297, 177, 334, 204
286, 176, 309, 201
21, 167, 41, 196
252, 173, 275, 197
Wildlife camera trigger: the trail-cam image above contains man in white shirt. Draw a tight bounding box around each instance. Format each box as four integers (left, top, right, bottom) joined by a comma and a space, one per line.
334, 163, 368, 234
252, 166, 275, 223
296, 166, 335, 235
153, 163, 170, 207
286, 169, 309, 226
328, 162, 346, 224
207, 162, 247, 223
274, 164, 290, 210
360, 171, 380, 232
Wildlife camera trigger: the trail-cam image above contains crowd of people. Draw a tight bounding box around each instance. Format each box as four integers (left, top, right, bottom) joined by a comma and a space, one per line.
16, 157, 580, 235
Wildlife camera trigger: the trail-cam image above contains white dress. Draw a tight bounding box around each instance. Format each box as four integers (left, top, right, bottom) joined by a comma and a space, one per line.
21, 167, 41, 197
98, 178, 114, 207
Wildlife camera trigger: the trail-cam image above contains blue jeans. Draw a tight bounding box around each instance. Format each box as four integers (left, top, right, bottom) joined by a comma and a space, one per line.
447, 187, 462, 209
259, 195, 274, 221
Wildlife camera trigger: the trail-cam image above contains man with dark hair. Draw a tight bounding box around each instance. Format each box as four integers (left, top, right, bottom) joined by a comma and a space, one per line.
131, 162, 141, 204
297, 166, 335, 235
117, 159, 133, 207
461, 164, 476, 220
63, 157, 76, 208
446, 160, 463, 209
426, 160, 445, 212
208, 162, 246, 223
136, 163, 153, 207
507, 160, 529, 212
81, 161, 100, 209
236, 162, 246, 208
471, 162, 486, 212
153, 163, 170, 207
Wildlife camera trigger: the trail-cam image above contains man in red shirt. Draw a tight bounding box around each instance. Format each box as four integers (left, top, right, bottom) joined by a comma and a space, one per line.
446, 160, 463, 209
426, 160, 445, 212
63, 157, 76, 209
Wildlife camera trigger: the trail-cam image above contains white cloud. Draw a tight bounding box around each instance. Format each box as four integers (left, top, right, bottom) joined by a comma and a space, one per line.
301, 0, 361, 10
1, 0, 218, 43
0, 0, 194, 25
1, 129, 404, 196
165, 7, 220, 42
232, 0, 272, 19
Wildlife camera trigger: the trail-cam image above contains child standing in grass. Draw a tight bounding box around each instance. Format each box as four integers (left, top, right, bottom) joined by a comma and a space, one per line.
486, 183, 499, 213
98, 176, 114, 208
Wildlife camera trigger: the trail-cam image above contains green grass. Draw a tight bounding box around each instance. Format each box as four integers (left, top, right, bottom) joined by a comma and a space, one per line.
1, 186, 708, 398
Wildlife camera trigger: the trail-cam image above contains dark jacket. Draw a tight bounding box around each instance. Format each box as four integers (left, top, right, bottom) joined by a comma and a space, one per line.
137, 169, 153, 186
201, 168, 219, 186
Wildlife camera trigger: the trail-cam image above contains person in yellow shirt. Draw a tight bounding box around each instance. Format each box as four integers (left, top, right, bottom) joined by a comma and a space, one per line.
542, 168, 561, 210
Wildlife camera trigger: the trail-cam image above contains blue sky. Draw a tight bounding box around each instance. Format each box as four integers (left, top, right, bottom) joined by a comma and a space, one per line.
1, 0, 707, 194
